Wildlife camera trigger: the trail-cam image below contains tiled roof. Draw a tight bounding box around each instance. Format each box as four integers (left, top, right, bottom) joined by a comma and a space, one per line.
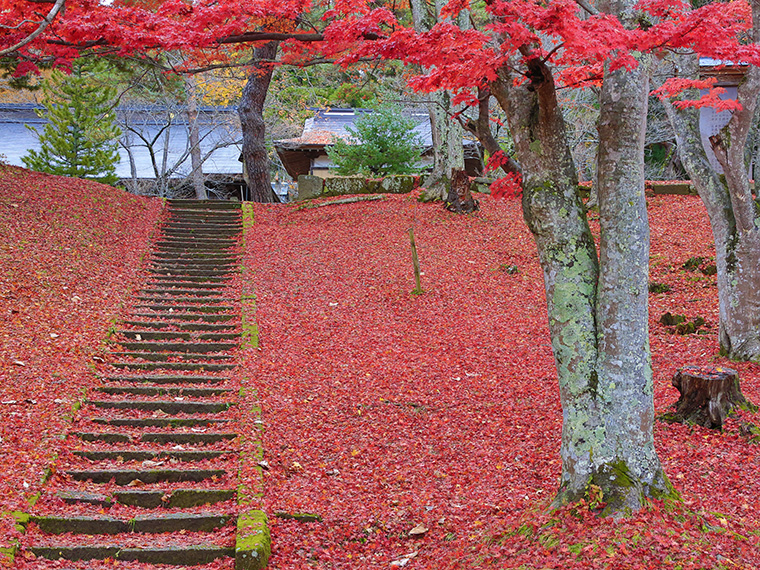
275, 108, 435, 149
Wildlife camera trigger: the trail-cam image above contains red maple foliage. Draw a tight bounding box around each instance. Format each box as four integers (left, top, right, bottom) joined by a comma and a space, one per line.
242, 191, 760, 569
0, 167, 162, 558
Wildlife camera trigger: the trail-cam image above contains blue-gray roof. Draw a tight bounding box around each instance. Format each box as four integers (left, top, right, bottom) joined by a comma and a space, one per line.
0, 104, 243, 178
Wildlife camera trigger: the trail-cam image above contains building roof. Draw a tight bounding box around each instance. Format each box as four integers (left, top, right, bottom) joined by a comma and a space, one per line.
275, 108, 433, 149
0, 104, 243, 178
274, 107, 479, 179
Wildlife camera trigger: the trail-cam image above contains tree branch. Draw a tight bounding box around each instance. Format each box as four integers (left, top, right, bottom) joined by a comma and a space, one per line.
0, 0, 66, 57
217, 30, 384, 45
574, 0, 599, 16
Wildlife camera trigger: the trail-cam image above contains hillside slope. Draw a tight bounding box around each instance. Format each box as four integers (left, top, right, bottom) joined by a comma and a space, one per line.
0, 167, 162, 557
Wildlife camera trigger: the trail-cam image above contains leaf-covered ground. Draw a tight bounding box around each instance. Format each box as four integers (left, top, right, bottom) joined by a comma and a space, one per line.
0, 167, 162, 559
243, 192, 760, 570
2, 172, 759, 569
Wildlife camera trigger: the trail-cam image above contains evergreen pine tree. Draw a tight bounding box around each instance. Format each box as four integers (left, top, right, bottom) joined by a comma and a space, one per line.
327, 105, 423, 177
23, 59, 121, 185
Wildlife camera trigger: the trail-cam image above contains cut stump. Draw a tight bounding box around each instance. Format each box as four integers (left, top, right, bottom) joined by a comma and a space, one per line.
445, 169, 479, 214
666, 365, 755, 429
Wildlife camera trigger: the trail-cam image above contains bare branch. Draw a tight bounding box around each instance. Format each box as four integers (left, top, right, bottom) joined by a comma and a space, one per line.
217, 30, 384, 45
0, 0, 66, 57
574, 0, 599, 16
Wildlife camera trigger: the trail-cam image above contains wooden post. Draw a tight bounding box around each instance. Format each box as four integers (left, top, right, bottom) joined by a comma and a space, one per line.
409, 228, 423, 295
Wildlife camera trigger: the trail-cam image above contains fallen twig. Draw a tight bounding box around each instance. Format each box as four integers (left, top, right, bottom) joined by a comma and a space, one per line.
295, 195, 385, 210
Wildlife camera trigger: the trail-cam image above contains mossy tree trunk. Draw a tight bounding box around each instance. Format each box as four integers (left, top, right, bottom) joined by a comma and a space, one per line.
660, 49, 760, 362
587, 33, 670, 511
490, 6, 672, 514
410, 0, 466, 201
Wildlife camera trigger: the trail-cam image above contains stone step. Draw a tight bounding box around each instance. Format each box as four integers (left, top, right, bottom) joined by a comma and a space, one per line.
121, 321, 237, 332
164, 219, 242, 226
150, 263, 237, 273
151, 252, 237, 260
117, 341, 237, 353
161, 216, 243, 225
58, 488, 236, 508
148, 269, 230, 278
29, 543, 235, 565
158, 235, 237, 244
148, 273, 231, 282
87, 399, 232, 414
161, 229, 241, 239
141, 432, 238, 444
154, 244, 238, 253
164, 219, 242, 227
169, 199, 241, 209
110, 352, 234, 362
32, 512, 233, 535
128, 313, 237, 322
151, 251, 237, 259
145, 282, 228, 291
66, 468, 227, 484
167, 212, 241, 221
149, 259, 238, 267
166, 214, 241, 222
140, 289, 230, 297
118, 330, 238, 341
97, 385, 233, 397
130, 305, 236, 314
151, 254, 237, 262
166, 214, 241, 223
153, 244, 237, 253
164, 220, 242, 227
135, 295, 236, 303
103, 374, 228, 385
74, 449, 229, 462
110, 362, 235, 372
91, 417, 231, 428
73, 432, 237, 445
74, 431, 133, 443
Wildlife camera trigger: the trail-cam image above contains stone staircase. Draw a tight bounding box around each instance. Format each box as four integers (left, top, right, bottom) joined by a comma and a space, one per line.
19, 200, 268, 569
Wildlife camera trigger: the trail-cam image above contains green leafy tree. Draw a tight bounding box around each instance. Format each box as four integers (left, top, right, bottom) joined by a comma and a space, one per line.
327, 106, 423, 176
23, 59, 121, 184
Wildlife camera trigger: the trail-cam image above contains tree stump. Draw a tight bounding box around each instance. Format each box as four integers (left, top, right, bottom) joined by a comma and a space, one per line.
667, 365, 755, 429
445, 169, 479, 214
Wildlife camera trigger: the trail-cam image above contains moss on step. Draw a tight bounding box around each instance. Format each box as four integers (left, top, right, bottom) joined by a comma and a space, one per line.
236, 510, 271, 570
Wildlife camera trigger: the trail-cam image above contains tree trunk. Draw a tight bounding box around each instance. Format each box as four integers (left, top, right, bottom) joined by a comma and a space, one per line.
491, 61, 604, 507
461, 87, 521, 177
589, 46, 670, 512
185, 75, 207, 200
411, 0, 467, 201
491, 44, 671, 515
239, 41, 279, 203
661, 51, 760, 361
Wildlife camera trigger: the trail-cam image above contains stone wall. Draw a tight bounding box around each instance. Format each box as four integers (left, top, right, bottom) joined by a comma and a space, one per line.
296, 175, 417, 201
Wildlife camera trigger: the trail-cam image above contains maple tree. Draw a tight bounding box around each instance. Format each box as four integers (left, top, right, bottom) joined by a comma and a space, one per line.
655, 1, 760, 363
318, 0, 760, 514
